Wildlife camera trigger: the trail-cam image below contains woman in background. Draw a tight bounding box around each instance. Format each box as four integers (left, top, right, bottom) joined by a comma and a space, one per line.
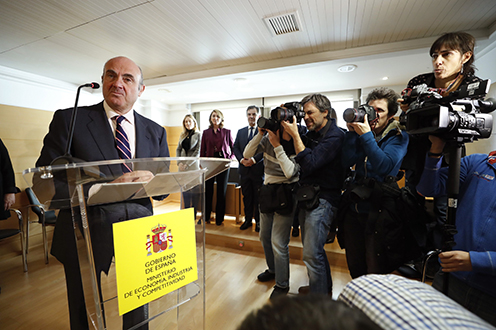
176, 114, 201, 219
200, 109, 234, 225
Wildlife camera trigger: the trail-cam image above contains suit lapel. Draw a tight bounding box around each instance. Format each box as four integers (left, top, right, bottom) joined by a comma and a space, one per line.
86, 103, 121, 176
241, 127, 249, 148
134, 111, 151, 158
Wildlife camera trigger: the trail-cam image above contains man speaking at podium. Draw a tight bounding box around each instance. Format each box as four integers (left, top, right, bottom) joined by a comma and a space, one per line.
36, 56, 169, 330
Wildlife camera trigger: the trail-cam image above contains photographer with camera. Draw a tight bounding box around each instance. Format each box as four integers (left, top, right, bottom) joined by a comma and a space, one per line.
244, 119, 302, 299
416, 135, 496, 326
399, 32, 485, 276
281, 94, 345, 295
338, 87, 409, 279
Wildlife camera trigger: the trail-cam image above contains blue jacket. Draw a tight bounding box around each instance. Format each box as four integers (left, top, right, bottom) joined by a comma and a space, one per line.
417, 152, 496, 298
342, 121, 409, 182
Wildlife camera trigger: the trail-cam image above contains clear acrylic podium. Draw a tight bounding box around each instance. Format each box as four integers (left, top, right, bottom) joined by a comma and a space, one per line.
23, 157, 231, 330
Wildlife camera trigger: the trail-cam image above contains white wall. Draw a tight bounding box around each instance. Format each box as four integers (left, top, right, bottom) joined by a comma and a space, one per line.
0, 66, 101, 111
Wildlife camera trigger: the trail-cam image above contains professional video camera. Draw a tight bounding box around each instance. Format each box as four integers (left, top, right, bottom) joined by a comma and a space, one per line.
401, 79, 496, 142
343, 104, 378, 124
257, 102, 305, 132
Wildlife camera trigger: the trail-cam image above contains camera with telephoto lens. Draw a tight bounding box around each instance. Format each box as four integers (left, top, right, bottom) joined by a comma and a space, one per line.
401, 79, 496, 142
257, 102, 306, 132
343, 104, 378, 123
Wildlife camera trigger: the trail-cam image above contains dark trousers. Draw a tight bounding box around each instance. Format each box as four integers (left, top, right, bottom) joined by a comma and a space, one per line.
342, 210, 382, 279
240, 174, 262, 224
57, 203, 151, 330
182, 185, 200, 216
205, 168, 230, 225
63, 259, 148, 330
433, 273, 496, 326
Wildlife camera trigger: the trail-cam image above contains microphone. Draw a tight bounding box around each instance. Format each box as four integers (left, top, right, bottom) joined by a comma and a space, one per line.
477, 98, 496, 114
51, 82, 100, 166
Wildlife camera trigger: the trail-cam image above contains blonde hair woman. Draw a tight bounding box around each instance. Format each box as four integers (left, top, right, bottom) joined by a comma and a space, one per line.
176, 114, 201, 217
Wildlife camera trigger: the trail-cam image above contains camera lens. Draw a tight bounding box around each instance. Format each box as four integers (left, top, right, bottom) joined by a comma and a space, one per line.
343, 108, 364, 123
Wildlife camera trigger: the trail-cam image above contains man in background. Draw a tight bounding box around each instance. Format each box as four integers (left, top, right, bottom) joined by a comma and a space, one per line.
36, 56, 169, 330
233, 105, 264, 232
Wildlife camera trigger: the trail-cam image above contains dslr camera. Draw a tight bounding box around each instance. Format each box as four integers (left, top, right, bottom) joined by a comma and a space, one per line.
257, 102, 305, 132
401, 79, 495, 142
343, 104, 378, 124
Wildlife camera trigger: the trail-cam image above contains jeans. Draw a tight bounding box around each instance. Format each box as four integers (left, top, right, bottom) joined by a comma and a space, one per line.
299, 198, 335, 294
259, 209, 294, 289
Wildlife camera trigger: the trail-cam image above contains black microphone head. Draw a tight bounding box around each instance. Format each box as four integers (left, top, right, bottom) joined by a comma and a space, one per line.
479, 98, 496, 113
80, 82, 100, 89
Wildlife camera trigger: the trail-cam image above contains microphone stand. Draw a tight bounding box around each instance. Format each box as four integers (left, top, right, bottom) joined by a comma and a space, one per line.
51, 82, 99, 165
440, 139, 463, 294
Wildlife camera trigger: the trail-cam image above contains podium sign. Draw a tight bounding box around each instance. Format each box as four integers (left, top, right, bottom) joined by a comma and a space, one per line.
23, 157, 230, 330
113, 208, 198, 315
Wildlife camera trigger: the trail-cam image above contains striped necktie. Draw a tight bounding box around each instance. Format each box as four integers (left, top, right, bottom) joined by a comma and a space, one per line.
115, 115, 132, 173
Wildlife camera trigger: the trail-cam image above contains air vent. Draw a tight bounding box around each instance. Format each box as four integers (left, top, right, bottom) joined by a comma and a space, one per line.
264, 11, 302, 36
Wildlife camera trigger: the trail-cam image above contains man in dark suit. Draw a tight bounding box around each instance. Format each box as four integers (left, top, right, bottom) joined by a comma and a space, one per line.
233, 105, 264, 231
36, 56, 169, 330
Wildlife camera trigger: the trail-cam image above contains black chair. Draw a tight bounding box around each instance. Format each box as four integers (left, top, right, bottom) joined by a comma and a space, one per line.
0, 208, 27, 272
25, 187, 57, 264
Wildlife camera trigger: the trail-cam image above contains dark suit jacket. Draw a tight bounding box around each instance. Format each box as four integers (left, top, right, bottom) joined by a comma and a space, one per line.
0, 138, 17, 220
35, 101, 170, 265
233, 126, 264, 178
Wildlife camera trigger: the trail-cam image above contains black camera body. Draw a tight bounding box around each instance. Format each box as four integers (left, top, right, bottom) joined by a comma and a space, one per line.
257, 102, 305, 132
402, 79, 495, 142
343, 104, 378, 124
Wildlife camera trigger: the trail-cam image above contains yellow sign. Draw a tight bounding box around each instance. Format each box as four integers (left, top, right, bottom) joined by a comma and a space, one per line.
113, 208, 198, 315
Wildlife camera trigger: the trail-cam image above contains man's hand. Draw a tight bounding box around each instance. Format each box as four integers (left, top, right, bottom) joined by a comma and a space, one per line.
112, 170, 154, 183
280, 116, 299, 139
178, 163, 187, 171
398, 98, 409, 113
267, 129, 281, 148
428, 135, 446, 154
240, 158, 255, 167
4, 193, 15, 211
439, 250, 472, 272
346, 114, 371, 136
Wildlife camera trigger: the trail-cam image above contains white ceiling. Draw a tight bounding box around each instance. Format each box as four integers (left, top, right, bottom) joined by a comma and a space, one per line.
1, 0, 496, 106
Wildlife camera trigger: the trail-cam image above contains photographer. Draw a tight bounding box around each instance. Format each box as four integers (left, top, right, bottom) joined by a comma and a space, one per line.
339, 87, 409, 279
417, 135, 496, 326
281, 94, 345, 295
244, 123, 301, 299
400, 32, 484, 244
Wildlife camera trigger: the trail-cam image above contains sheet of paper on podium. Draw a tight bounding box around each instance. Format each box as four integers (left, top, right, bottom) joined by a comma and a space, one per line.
86, 182, 146, 205
133, 171, 202, 198
87, 171, 202, 205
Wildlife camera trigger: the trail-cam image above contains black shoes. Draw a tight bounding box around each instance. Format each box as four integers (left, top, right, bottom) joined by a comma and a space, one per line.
240, 221, 252, 230
257, 269, 275, 282
255, 222, 260, 232
270, 286, 289, 300
292, 226, 299, 237
298, 285, 310, 295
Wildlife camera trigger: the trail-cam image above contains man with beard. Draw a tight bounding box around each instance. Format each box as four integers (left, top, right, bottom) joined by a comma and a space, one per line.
282, 93, 345, 295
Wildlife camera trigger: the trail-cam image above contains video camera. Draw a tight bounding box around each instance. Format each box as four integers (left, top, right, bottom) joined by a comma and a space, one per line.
400, 79, 496, 142
257, 102, 305, 132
